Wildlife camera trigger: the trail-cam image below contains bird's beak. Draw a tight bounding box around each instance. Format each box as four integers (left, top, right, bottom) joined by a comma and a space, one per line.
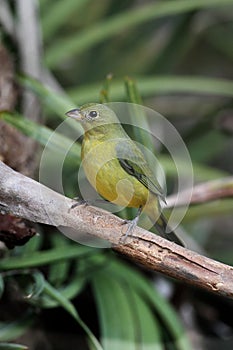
66, 109, 83, 121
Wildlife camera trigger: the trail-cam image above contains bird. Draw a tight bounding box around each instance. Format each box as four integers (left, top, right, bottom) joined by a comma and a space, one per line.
66, 103, 183, 246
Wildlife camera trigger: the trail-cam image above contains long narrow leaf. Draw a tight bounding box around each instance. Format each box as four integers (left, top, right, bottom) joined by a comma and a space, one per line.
19, 74, 233, 113
68, 76, 233, 103
0, 274, 4, 298
1, 111, 228, 183
17, 75, 77, 119
0, 343, 28, 350
131, 289, 162, 350
0, 313, 34, 342
36, 272, 85, 308
0, 246, 96, 271
0, 111, 81, 165
43, 280, 78, 320
22, 271, 46, 299
19, 232, 43, 255
92, 273, 138, 350
124, 77, 154, 151
92, 272, 163, 350
43, 281, 103, 350
48, 234, 72, 286
90, 254, 191, 350
45, 0, 233, 67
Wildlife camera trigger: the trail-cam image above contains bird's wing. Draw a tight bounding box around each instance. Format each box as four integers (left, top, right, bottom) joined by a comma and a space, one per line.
115, 140, 165, 201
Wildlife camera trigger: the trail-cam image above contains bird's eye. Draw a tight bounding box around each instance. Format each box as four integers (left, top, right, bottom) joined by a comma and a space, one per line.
88, 110, 98, 118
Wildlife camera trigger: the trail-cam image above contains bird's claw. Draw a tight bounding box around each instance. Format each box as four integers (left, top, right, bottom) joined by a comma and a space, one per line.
120, 217, 139, 244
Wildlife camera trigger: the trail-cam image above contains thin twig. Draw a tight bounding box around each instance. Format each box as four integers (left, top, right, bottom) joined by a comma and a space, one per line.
167, 177, 233, 208
0, 161, 233, 298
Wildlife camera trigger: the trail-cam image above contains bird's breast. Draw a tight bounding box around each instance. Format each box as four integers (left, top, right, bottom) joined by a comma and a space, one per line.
81, 138, 149, 208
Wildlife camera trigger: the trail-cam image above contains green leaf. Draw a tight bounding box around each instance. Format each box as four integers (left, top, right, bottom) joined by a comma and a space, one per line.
0, 246, 96, 271
18, 76, 233, 177
19, 232, 43, 255
0, 111, 60, 144
68, 76, 233, 103
92, 272, 162, 350
47, 234, 72, 286
43, 281, 103, 350
0, 271, 45, 302
19, 271, 46, 300
36, 272, 85, 308
0, 343, 28, 350
1, 110, 227, 183
45, 0, 233, 67
90, 254, 191, 350
0, 274, 4, 298
28, 271, 45, 299
0, 111, 81, 166
91, 256, 191, 350
99, 74, 113, 103
124, 78, 158, 155
125, 76, 143, 105
92, 273, 138, 350
17, 75, 77, 119
130, 289, 162, 350
43, 280, 78, 319
0, 313, 34, 342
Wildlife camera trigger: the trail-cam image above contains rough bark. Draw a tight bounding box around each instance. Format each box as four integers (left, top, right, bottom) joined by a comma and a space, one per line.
0, 161, 233, 298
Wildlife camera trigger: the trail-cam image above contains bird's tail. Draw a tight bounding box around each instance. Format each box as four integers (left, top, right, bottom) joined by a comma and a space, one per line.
153, 213, 184, 247
144, 197, 184, 246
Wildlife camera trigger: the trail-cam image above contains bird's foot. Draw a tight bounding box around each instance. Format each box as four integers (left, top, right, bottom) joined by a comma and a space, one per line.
120, 216, 139, 244
120, 209, 142, 244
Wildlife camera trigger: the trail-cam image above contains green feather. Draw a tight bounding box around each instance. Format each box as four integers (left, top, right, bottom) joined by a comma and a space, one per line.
115, 140, 165, 202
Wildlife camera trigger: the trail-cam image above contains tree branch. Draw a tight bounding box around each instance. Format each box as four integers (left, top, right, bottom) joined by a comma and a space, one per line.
0, 161, 233, 298
167, 177, 233, 208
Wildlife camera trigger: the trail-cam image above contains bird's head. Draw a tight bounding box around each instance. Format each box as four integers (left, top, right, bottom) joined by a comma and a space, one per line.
66, 103, 120, 132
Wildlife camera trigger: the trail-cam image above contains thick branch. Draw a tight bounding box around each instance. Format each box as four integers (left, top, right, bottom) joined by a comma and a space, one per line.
0, 161, 233, 298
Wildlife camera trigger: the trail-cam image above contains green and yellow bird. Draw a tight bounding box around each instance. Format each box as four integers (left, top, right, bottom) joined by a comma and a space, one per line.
66, 103, 183, 246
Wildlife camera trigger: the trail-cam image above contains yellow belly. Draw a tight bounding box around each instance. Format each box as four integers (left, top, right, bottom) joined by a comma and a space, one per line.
81, 139, 149, 208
